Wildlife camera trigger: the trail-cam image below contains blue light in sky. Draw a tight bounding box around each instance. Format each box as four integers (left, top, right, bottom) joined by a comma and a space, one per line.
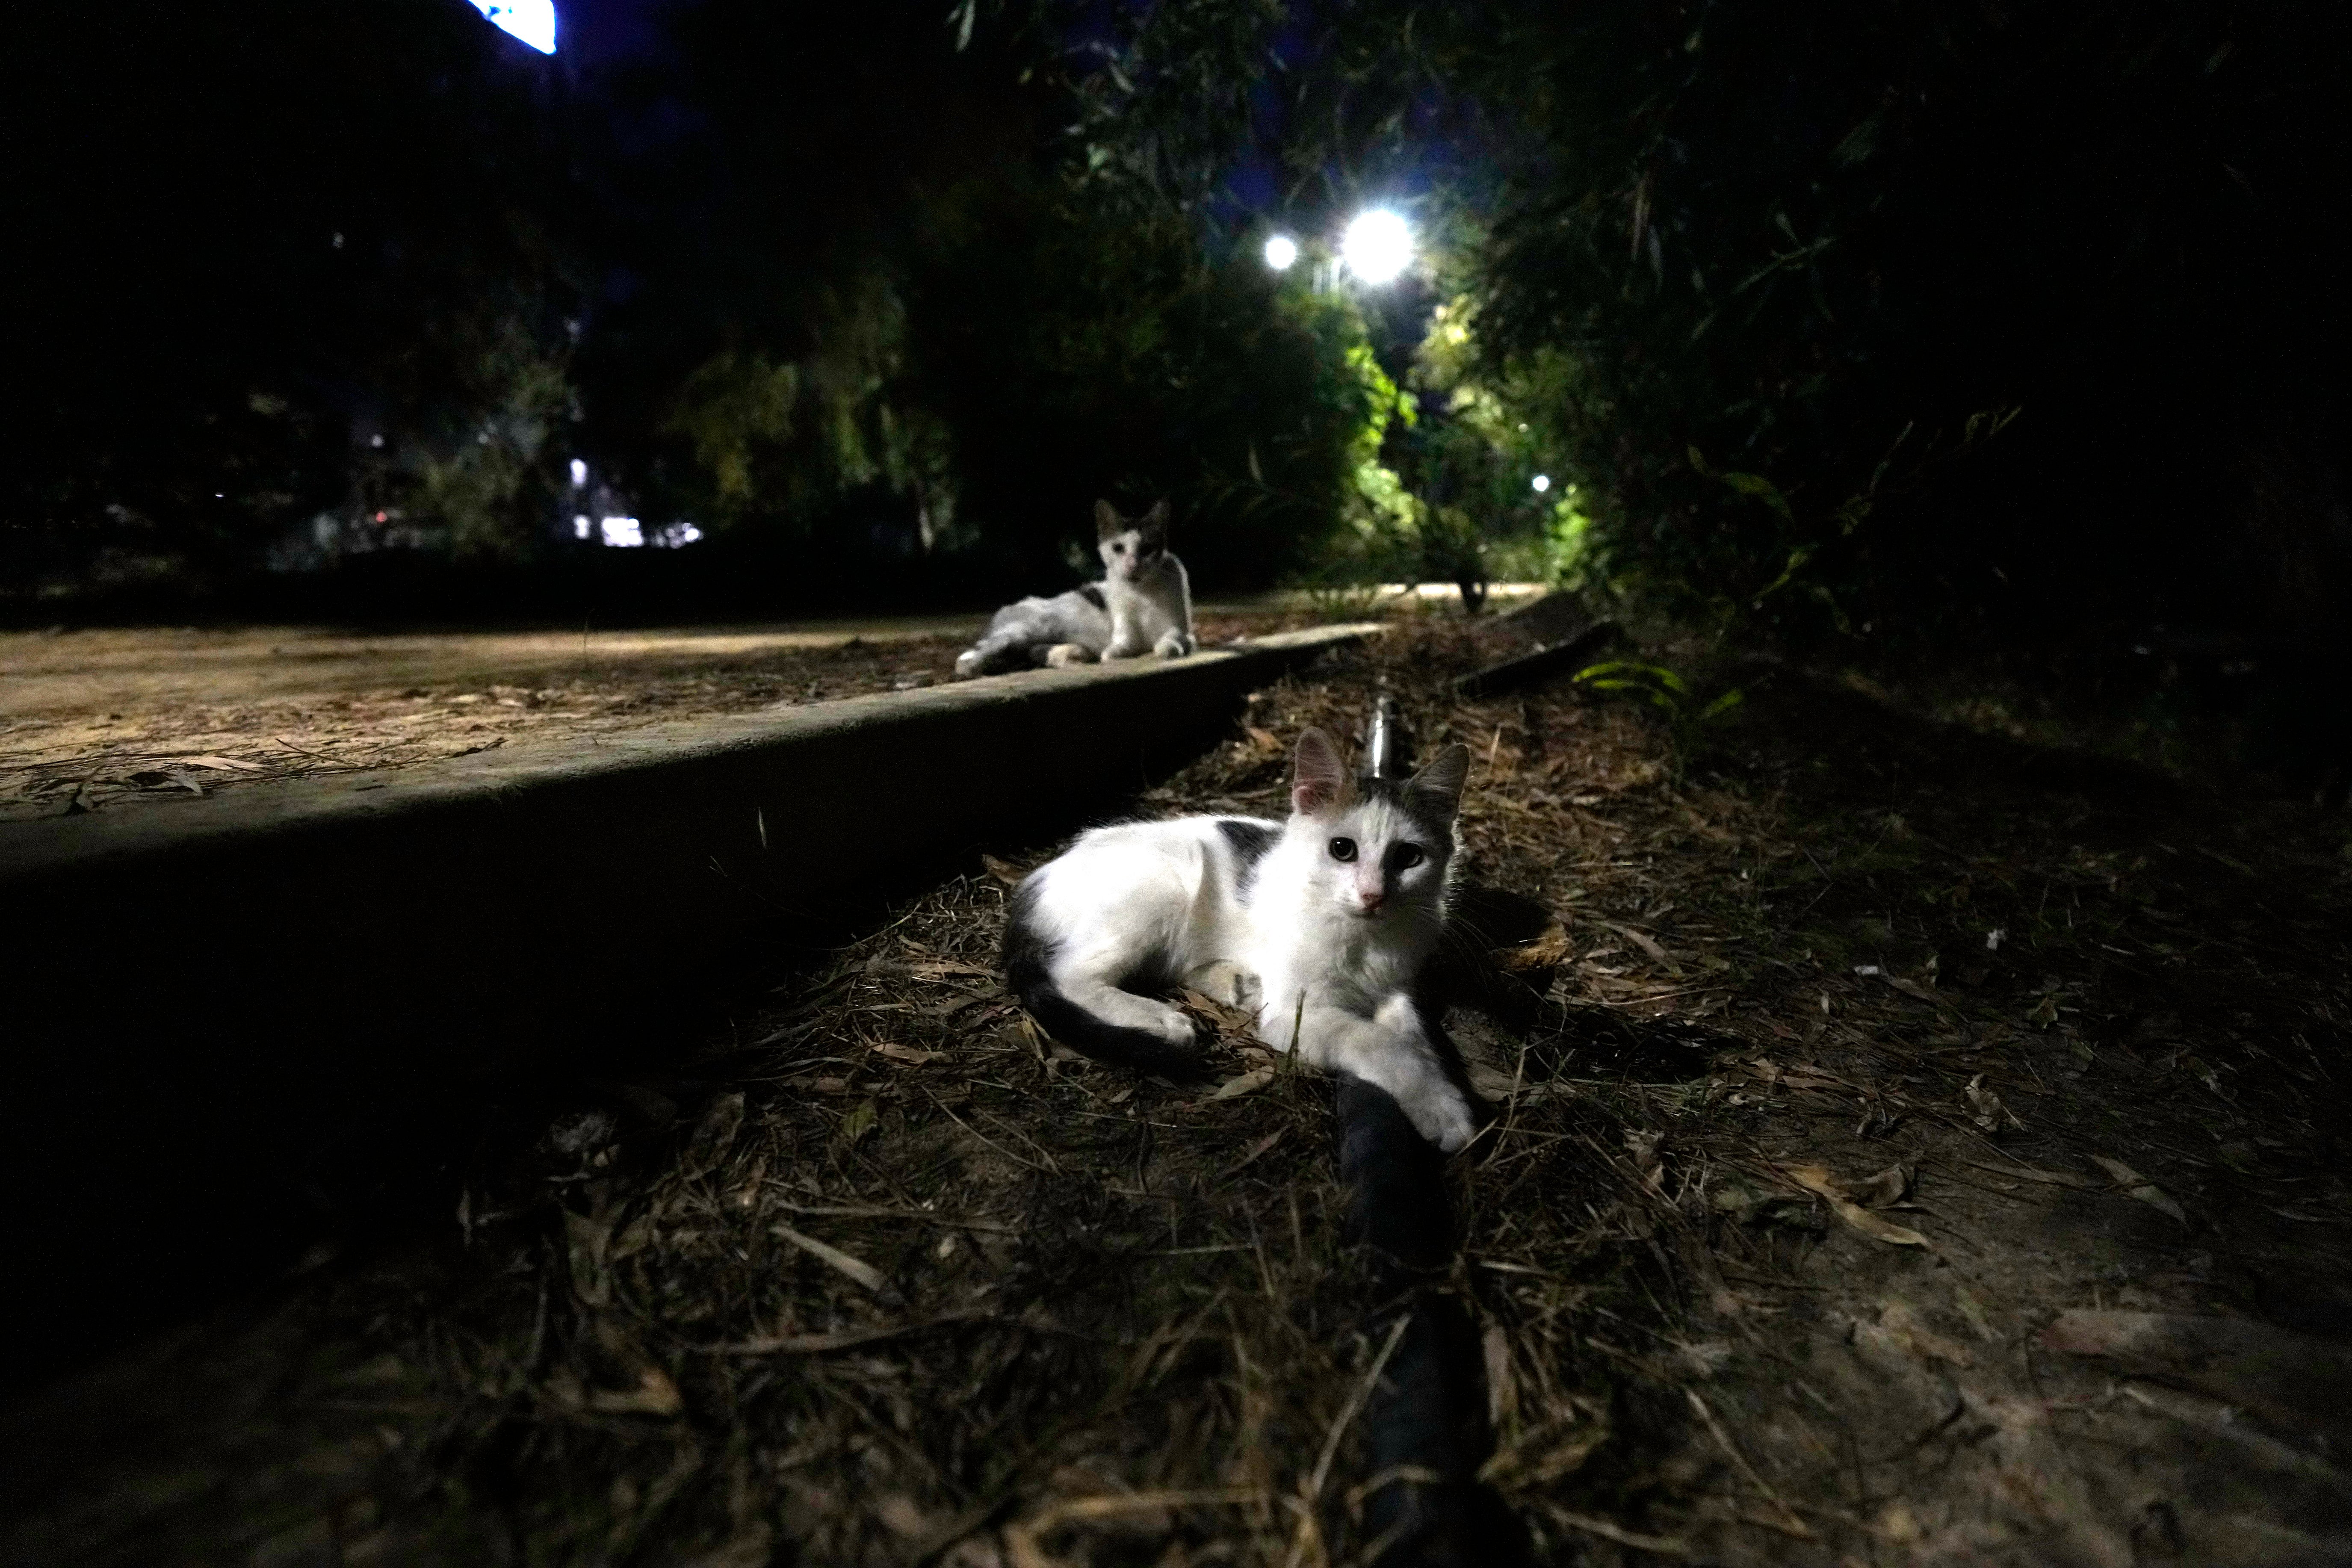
467, 0, 557, 54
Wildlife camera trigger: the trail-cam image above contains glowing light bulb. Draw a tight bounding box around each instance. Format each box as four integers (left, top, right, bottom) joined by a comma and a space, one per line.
1531, 474, 1552, 493
1262, 235, 1299, 272
1340, 209, 1413, 285
466, 0, 557, 54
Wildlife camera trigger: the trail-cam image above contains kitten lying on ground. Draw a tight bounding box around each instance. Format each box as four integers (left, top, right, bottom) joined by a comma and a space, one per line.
1003, 726, 1482, 1151
953, 500, 1196, 679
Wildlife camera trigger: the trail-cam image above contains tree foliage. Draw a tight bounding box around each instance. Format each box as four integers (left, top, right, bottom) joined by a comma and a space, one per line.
1051, 0, 2352, 646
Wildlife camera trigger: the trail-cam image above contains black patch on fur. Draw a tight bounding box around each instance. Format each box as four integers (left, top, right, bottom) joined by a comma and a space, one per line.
1364, 777, 1458, 848
1002, 881, 1207, 1079
1214, 817, 1278, 893
1076, 582, 1107, 611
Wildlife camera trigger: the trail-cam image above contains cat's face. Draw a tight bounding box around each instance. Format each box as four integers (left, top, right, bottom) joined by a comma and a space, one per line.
1096, 499, 1170, 582
1285, 727, 1469, 921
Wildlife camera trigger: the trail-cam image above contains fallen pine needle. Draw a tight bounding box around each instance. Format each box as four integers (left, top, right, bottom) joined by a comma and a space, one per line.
1687, 1390, 1814, 1539
771, 1224, 889, 1293
1550, 1509, 1692, 1557
707, 1306, 992, 1355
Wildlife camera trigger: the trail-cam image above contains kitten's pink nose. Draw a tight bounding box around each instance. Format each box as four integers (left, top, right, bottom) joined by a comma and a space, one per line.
1356, 888, 1386, 913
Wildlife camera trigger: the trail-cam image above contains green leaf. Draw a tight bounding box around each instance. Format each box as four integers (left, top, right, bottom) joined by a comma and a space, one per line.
1720, 470, 1794, 522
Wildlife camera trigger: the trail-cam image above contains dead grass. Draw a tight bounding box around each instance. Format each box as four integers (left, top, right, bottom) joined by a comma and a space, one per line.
5, 614, 2350, 1566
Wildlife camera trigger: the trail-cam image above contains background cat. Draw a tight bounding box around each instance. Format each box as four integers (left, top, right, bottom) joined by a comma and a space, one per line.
953, 500, 1195, 678
1003, 726, 1481, 1150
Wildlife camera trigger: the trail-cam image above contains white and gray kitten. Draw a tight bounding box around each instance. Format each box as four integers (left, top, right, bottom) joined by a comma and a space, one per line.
1003, 727, 1480, 1151
953, 500, 1196, 679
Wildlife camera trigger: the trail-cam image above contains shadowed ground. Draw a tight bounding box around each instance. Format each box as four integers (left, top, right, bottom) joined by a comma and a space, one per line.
3, 616, 2346, 1565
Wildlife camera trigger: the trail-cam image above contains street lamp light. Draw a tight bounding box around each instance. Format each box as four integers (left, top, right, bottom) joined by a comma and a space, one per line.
466, 0, 557, 53
1531, 474, 1552, 494
1339, 209, 1413, 285
1262, 234, 1299, 272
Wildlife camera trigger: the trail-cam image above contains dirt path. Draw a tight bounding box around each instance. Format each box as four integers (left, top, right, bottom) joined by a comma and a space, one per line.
4, 619, 2348, 1565
0, 611, 1300, 822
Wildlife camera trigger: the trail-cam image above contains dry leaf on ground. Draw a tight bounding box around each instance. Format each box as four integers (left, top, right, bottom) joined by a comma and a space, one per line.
2088, 1155, 2189, 1222
1211, 1068, 1276, 1101
772, 1225, 890, 1295
1781, 1164, 1932, 1248
1964, 1073, 2026, 1132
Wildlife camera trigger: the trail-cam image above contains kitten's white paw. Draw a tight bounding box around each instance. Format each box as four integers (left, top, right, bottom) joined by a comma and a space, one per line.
1400, 1081, 1480, 1153
1152, 1007, 1203, 1048
953, 650, 985, 679
1043, 643, 1095, 668
1183, 960, 1261, 1011
1153, 632, 1194, 660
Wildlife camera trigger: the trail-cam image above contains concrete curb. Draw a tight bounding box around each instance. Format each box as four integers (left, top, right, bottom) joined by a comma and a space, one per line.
0, 625, 1375, 1369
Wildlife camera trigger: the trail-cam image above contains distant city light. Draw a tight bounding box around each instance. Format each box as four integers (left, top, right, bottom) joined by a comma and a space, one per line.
653, 521, 705, 548
569, 458, 588, 487
600, 516, 644, 548
1340, 209, 1413, 285
573, 514, 592, 540
1262, 235, 1299, 272
465, 0, 557, 54
1531, 474, 1552, 493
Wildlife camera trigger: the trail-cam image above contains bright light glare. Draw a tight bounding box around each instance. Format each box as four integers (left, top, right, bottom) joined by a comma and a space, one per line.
569, 458, 588, 487
466, 0, 557, 54
1531, 474, 1552, 493
1340, 209, 1413, 285
1262, 235, 1299, 272
599, 515, 644, 548
573, 514, 591, 540
653, 521, 705, 548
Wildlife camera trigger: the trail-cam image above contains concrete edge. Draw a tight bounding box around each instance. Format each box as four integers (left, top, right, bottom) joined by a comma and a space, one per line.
0, 623, 1378, 878
0, 621, 1382, 1334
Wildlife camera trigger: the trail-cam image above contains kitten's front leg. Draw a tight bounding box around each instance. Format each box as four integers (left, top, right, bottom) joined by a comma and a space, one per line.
1278, 990, 1480, 1152
1103, 609, 1151, 660
1041, 643, 1096, 667
1152, 629, 1194, 660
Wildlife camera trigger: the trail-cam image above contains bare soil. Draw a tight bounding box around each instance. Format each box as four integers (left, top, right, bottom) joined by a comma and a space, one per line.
0, 612, 1299, 822
4, 617, 2349, 1566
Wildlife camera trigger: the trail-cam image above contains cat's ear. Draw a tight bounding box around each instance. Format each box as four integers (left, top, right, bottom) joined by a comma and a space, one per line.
1407, 744, 1472, 818
1291, 727, 1352, 816
1095, 499, 1124, 542
1142, 499, 1171, 538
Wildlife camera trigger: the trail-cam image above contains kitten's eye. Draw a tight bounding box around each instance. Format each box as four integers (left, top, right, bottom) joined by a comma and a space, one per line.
1328, 837, 1358, 862
1389, 844, 1426, 871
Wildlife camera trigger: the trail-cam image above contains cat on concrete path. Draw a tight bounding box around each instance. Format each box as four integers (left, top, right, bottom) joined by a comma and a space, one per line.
953, 500, 1196, 679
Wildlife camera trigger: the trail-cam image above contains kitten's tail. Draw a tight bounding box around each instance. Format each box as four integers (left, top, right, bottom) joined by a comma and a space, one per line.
1002, 886, 1206, 1078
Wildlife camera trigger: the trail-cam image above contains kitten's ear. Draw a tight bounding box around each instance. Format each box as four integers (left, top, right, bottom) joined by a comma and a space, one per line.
1095, 500, 1124, 542
1291, 728, 1352, 816
1143, 499, 1171, 536
1407, 744, 1472, 818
